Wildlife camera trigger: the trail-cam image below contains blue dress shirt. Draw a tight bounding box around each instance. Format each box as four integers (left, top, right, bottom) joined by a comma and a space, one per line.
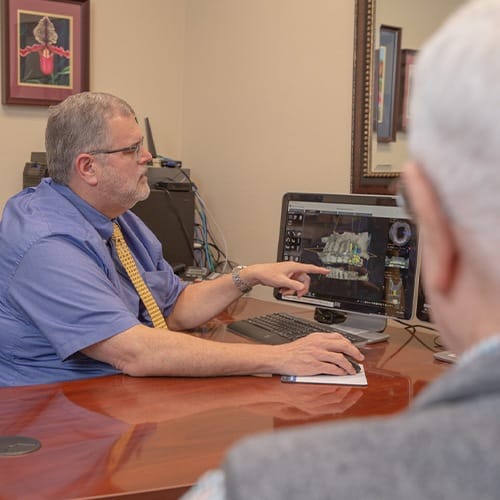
0, 179, 187, 386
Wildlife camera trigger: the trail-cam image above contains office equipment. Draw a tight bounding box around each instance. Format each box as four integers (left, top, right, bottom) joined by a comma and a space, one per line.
142, 119, 226, 271
144, 117, 158, 158
344, 354, 362, 373
22, 152, 48, 188
145, 117, 182, 168
416, 279, 432, 322
131, 169, 195, 268
275, 192, 418, 335
433, 350, 458, 363
183, 266, 208, 281
145, 165, 190, 188
136, 116, 194, 268
228, 311, 388, 345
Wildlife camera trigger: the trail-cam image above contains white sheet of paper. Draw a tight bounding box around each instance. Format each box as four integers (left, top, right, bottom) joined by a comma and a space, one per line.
281, 365, 368, 386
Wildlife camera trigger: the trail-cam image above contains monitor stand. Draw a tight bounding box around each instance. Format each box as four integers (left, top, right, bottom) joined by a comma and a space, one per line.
314, 307, 387, 333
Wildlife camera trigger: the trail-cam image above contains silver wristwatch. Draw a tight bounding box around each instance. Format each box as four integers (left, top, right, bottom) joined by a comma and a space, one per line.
232, 265, 253, 293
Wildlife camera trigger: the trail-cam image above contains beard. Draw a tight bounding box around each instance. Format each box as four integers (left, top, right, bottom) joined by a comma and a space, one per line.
101, 165, 151, 213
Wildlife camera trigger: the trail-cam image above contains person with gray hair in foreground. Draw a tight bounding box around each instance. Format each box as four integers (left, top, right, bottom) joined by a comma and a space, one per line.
182, 0, 500, 498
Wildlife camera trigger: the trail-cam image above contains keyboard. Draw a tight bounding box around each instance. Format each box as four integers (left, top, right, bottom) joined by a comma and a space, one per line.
227, 312, 377, 345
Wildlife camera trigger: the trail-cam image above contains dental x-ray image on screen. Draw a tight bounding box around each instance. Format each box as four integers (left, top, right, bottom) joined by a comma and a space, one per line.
274, 192, 418, 327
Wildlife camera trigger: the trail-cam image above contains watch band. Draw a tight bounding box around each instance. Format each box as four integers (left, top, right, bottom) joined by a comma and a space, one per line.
232, 265, 253, 293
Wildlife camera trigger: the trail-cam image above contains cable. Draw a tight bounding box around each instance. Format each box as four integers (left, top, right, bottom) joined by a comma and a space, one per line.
173, 167, 230, 272
413, 323, 438, 333
194, 190, 229, 272
154, 163, 238, 273
379, 335, 414, 368
433, 335, 445, 348
379, 326, 441, 369
393, 319, 417, 333
391, 319, 441, 354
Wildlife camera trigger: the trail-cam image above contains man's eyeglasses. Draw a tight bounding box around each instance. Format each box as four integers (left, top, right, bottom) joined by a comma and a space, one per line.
87, 137, 144, 162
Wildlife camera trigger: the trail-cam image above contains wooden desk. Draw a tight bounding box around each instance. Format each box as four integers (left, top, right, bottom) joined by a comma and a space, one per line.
0, 298, 448, 500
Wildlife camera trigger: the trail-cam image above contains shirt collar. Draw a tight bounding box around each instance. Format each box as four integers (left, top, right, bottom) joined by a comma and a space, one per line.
49, 179, 114, 240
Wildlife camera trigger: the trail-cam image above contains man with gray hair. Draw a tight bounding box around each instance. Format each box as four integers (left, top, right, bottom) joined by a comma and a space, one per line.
182, 0, 500, 498
0, 91, 364, 386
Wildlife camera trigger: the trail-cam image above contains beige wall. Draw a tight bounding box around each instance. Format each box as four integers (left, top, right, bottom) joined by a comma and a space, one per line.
0, 0, 186, 209
0, 0, 355, 302
181, 0, 355, 299
372, 0, 466, 173
90, 0, 186, 158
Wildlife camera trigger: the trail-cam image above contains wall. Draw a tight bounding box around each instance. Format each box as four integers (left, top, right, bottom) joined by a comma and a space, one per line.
90, 0, 186, 158
181, 0, 355, 300
372, 0, 466, 173
0, 0, 186, 212
0, 82, 48, 202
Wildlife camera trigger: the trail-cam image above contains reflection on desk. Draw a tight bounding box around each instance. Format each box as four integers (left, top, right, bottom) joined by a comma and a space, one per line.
0, 298, 448, 499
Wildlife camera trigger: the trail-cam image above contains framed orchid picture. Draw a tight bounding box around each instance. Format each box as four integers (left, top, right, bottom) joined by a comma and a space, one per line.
2, 0, 89, 105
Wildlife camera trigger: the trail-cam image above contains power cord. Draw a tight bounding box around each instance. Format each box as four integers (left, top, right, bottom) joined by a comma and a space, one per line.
157, 162, 233, 273
378, 318, 451, 370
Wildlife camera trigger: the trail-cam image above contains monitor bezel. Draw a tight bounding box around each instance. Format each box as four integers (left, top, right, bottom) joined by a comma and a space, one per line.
416, 278, 432, 323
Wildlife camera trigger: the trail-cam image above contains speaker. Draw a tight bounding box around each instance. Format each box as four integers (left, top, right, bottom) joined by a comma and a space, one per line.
131, 187, 195, 268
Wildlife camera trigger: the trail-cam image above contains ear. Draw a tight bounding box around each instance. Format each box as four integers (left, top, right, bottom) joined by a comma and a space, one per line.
74, 153, 98, 186
403, 161, 459, 295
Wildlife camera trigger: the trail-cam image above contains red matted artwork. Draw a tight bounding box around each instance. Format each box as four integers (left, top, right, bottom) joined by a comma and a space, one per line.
1, 0, 89, 105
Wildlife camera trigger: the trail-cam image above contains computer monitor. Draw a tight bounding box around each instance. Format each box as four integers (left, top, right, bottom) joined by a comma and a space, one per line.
416, 274, 432, 323
274, 192, 419, 331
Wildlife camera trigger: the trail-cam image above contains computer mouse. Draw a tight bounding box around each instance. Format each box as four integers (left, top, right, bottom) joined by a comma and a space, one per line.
344, 355, 361, 373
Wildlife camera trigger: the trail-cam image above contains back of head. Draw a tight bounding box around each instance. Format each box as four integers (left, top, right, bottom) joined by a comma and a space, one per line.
409, 0, 500, 280
45, 92, 136, 185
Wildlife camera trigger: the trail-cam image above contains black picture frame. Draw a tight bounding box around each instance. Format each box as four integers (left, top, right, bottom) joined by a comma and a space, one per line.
376, 25, 401, 143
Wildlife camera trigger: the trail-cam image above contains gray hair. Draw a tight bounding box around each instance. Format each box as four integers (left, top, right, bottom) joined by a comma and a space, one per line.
45, 92, 136, 184
409, 0, 500, 275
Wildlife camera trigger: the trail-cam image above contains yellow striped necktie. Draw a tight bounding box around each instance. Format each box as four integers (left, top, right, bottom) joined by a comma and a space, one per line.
111, 223, 167, 329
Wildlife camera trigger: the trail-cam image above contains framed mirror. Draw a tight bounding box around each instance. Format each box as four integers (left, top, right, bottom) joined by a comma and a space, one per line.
351, 0, 466, 194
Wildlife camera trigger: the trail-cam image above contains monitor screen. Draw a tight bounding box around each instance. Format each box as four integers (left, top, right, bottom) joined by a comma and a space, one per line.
274, 192, 418, 321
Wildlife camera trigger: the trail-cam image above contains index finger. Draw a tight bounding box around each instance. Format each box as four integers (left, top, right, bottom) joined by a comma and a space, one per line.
294, 264, 330, 275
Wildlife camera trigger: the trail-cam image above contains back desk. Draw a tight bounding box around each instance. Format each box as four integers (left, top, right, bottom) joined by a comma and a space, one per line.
0, 298, 448, 499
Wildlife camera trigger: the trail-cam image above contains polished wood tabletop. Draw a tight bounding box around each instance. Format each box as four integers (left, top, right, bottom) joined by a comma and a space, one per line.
0, 298, 449, 500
